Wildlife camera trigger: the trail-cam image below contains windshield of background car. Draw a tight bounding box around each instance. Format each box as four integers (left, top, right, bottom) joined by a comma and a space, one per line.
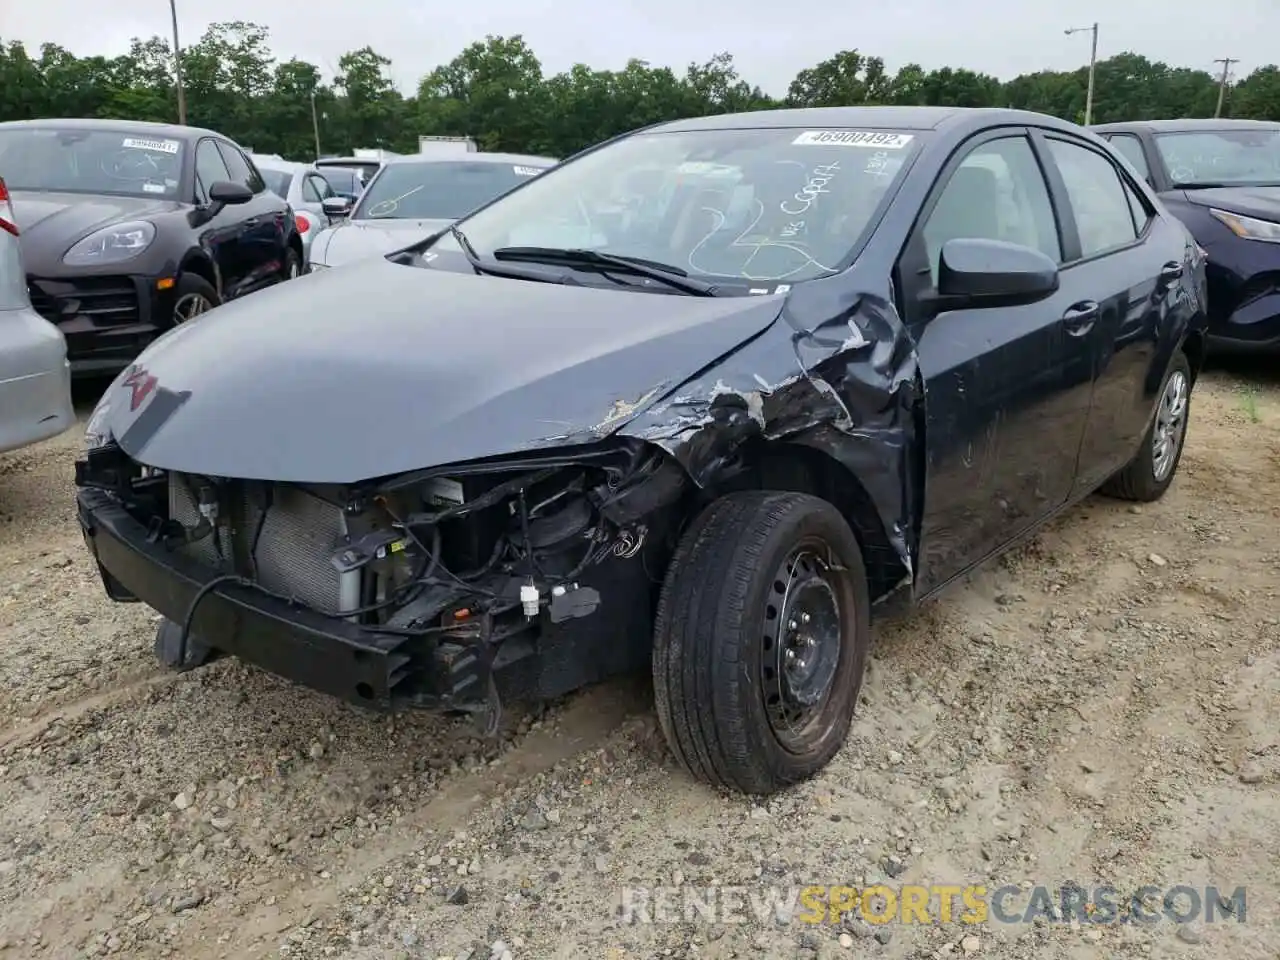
317, 166, 363, 196
353, 160, 547, 220
435, 127, 920, 284
0, 127, 186, 199
1154, 129, 1280, 185
259, 168, 294, 198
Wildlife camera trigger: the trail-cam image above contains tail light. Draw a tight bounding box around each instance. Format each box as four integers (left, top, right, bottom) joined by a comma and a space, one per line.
0, 177, 18, 237
295, 212, 311, 235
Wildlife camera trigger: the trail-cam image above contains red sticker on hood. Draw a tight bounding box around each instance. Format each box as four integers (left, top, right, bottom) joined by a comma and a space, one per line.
123, 366, 158, 412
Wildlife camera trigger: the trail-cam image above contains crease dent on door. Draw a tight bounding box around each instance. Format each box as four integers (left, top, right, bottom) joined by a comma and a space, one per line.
620, 291, 925, 600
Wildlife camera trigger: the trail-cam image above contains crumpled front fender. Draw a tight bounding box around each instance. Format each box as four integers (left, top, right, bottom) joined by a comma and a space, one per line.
619, 285, 922, 596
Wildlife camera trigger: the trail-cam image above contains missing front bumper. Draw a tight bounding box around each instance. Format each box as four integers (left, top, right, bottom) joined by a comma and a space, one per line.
75, 487, 518, 712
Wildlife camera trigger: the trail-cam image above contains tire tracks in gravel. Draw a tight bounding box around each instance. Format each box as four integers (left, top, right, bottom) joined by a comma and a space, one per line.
0, 666, 173, 750
170, 679, 651, 960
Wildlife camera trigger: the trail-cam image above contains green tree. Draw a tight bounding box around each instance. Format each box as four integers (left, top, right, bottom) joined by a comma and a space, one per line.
2, 26, 1279, 161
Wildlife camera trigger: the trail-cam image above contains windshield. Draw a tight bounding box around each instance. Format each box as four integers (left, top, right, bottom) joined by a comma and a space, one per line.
1154, 129, 1280, 186
318, 166, 364, 196
433, 127, 919, 284
0, 127, 185, 199
259, 169, 293, 198
353, 160, 546, 220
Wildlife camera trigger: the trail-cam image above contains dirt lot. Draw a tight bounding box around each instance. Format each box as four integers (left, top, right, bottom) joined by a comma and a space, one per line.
0, 362, 1277, 960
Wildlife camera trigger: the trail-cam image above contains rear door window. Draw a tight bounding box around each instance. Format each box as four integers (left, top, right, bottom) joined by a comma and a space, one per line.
1045, 137, 1139, 259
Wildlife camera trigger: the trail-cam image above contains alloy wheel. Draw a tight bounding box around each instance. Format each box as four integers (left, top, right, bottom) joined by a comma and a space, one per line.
1152, 369, 1189, 482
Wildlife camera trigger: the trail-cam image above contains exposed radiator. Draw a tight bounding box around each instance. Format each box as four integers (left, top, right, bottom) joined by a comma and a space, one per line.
168, 474, 359, 614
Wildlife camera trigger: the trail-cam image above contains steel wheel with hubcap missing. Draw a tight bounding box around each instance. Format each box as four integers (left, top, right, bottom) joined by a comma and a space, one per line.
764, 540, 846, 751
652, 490, 872, 795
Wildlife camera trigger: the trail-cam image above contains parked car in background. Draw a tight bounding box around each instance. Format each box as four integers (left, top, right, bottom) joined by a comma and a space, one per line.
308, 152, 556, 270
314, 158, 379, 201
75, 106, 1205, 796
1093, 118, 1280, 353
0, 175, 74, 455
0, 118, 304, 376
253, 155, 336, 264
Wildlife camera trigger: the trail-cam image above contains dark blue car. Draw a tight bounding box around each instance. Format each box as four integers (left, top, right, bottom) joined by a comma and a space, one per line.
1094, 118, 1280, 353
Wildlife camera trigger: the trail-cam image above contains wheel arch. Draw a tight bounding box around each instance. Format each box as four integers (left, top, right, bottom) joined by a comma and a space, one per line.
705, 439, 911, 604
178, 251, 219, 297
1181, 328, 1207, 385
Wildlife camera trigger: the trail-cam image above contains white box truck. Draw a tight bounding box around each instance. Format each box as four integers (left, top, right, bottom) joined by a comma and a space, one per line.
418, 136, 478, 155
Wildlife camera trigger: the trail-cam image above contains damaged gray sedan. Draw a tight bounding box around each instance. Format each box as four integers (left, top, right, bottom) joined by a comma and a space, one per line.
74, 106, 1207, 795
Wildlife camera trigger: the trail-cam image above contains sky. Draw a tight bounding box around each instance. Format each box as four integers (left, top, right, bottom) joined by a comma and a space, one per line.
4, 0, 1277, 98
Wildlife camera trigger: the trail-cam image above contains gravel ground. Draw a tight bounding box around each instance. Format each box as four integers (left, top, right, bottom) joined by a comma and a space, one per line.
0, 362, 1277, 960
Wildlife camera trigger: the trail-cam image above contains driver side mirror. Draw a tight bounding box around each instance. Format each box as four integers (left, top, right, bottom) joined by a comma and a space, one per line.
209, 181, 253, 206
322, 196, 353, 220
929, 237, 1059, 310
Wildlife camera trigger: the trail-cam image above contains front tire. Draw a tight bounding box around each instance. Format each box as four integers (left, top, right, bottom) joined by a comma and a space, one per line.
652, 491, 871, 795
1099, 349, 1192, 502
170, 273, 220, 326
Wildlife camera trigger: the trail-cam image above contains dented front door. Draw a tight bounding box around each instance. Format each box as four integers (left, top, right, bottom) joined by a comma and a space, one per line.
900, 130, 1096, 597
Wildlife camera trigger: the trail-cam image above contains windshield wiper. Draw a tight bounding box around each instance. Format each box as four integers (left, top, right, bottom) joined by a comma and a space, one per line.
1174, 180, 1280, 190
491, 246, 719, 296
447, 226, 584, 286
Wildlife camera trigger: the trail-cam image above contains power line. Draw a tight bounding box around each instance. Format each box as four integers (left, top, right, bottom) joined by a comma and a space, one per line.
1213, 57, 1238, 118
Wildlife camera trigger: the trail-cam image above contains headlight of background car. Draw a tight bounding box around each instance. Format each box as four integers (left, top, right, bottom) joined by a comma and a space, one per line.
1209, 208, 1280, 243
83, 396, 112, 451
63, 221, 157, 266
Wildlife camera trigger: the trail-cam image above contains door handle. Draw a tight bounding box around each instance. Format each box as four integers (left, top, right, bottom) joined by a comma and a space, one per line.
1158, 261, 1183, 285
243, 217, 261, 226
1062, 300, 1099, 336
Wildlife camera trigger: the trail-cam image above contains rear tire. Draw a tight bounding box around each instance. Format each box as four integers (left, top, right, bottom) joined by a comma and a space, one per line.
154, 618, 222, 673
1099, 350, 1192, 502
281, 247, 302, 281
652, 491, 871, 795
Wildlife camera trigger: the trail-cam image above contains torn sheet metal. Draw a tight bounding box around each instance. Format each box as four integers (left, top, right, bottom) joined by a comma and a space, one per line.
620, 285, 922, 587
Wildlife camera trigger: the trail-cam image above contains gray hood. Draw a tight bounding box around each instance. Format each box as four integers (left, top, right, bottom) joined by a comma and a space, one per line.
309, 217, 452, 268
93, 258, 785, 484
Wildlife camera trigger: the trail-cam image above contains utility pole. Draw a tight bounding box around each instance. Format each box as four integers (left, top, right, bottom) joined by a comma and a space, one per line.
168, 0, 186, 125
1213, 57, 1238, 118
1065, 23, 1099, 126
310, 90, 322, 160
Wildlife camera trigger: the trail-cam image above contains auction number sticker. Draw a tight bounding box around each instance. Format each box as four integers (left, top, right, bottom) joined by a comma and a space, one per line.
122, 137, 181, 154
513, 165, 542, 176
792, 130, 914, 149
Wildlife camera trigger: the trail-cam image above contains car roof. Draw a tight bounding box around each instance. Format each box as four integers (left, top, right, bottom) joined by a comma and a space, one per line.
648, 105, 1078, 134
0, 117, 220, 140
253, 158, 314, 173
383, 152, 557, 167
1092, 118, 1280, 134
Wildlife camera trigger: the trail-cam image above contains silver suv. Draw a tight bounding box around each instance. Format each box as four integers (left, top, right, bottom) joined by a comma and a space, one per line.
0, 174, 74, 455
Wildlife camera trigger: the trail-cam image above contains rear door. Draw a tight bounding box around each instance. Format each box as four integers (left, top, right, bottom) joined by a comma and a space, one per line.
1035, 130, 1193, 496
898, 128, 1097, 597
216, 141, 289, 291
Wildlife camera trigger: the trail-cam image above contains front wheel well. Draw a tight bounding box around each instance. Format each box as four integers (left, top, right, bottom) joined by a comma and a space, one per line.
1182, 329, 1206, 385
705, 442, 909, 603
179, 254, 218, 295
